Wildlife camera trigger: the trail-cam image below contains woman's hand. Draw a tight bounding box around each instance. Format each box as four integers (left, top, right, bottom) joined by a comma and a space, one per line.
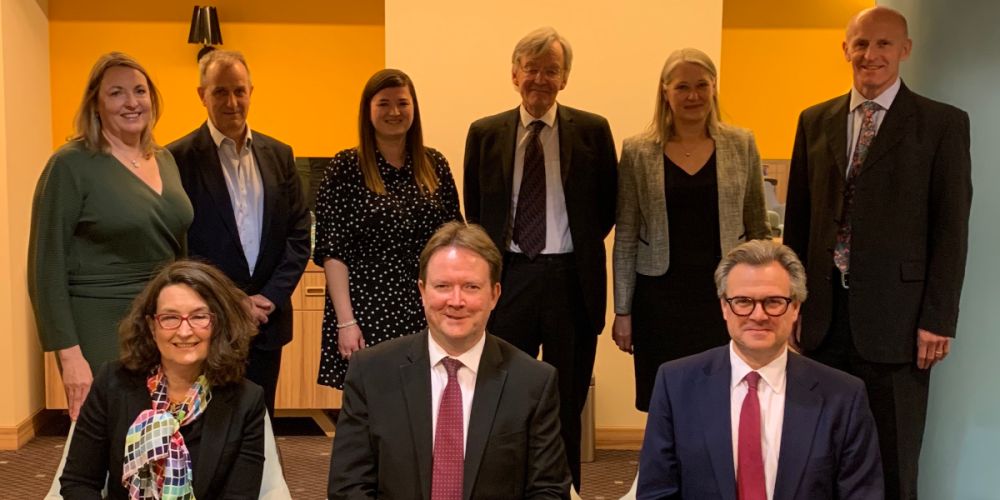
58, 346, 93, 420
612, 314, 634, 354
337, 324, 366, 360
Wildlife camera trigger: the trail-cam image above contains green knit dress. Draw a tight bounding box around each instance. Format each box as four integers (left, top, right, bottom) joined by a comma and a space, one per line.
28, 141, 194, 372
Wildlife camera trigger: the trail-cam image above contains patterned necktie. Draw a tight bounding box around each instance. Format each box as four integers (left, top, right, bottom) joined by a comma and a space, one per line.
513, 120, 547, 259
431, 357, 464, 500
737, 371, 766, 500
834, 100, 882, 273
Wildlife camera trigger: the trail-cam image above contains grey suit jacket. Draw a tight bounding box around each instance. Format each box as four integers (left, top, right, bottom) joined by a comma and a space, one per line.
613, 123, 770, 313
328, 331, 571, 499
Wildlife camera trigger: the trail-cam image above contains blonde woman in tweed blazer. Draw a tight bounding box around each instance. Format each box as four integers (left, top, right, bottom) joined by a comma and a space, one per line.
612, 48, 770, 411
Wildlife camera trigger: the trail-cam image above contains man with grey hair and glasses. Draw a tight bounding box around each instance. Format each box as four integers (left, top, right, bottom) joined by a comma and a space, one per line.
463, 26, 617, 491
638, 240, 883, 500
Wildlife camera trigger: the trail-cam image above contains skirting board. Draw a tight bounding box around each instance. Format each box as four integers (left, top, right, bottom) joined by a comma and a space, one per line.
0, 409, 52, 450
596, 427, 644, 450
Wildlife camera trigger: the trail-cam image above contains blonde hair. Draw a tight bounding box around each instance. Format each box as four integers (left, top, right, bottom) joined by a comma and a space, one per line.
72, 52, 162, 155
647, 48, 721, 144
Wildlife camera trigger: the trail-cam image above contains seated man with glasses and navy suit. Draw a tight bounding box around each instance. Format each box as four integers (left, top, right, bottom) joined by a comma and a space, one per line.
637, 240, 884, 500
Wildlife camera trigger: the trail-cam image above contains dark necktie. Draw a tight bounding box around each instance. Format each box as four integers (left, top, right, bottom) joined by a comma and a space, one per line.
834, 100, 881, 273
513, 120, 547, 259
431, 357, 464, 500
737, 371, 766, 500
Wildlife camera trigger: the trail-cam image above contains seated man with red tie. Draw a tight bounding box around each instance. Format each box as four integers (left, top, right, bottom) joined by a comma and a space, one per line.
638, 240, 883, 500
328, 221, 571, 500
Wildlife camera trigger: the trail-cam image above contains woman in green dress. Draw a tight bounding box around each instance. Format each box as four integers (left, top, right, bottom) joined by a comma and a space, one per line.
28, 52, 193, 420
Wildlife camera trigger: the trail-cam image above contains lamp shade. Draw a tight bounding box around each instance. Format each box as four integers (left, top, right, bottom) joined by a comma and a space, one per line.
187, 6, 223, 46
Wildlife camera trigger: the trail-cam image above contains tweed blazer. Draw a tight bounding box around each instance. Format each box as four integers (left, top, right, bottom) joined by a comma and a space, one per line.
613, 123, 770, 313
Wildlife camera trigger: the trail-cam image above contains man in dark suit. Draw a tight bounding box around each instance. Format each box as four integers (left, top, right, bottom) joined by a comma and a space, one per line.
783, 7, 972, 499
328, 222, 570, 499
638, 240, 883, 500
463, 27, 617, 490
167, 50, 311, 416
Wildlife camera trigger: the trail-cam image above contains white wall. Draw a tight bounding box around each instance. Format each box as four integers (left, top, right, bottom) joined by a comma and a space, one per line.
386, 0, 723, 429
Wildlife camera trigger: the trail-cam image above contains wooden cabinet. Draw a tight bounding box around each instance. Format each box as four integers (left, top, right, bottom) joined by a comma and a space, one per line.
45, 263, 341, 433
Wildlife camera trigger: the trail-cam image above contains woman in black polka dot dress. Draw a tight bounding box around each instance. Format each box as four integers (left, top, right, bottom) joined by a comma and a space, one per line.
313, 69, 462, 389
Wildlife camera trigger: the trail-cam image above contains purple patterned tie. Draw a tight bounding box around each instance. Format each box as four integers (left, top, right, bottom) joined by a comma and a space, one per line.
834, 101, 881, 274
737, 372, 766, 500
513, 120, 547, 259
432, 357, 464, 500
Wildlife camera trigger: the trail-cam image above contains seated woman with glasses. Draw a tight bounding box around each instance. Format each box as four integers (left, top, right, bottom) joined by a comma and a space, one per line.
59, 260, 265, 499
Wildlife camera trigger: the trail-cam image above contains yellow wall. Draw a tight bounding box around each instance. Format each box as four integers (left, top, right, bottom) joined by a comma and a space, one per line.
0, 0, 51, 439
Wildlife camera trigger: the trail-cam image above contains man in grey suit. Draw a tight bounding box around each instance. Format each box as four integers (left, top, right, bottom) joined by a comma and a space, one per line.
463, 27, 617, 491
784, 7, 972, 499
167, 50, 311, 416
328, 222, 571, 499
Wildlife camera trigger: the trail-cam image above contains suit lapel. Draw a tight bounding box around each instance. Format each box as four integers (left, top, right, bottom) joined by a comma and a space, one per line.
556, 106, 573, 185
463, 335, 507, 500
193, 383, 236, 498
501, 109, 519, 203
696, 348, 737, 499
250, 137, 277, 275
823, 95, 851, 181
773, 353, 822, 500
193, 124, 244, 254
858, 83, 914, 177
400, 331, 433, 500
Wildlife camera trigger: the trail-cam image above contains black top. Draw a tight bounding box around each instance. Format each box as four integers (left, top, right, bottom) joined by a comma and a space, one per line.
664, 152, 722, 277
313, 148, 462, 389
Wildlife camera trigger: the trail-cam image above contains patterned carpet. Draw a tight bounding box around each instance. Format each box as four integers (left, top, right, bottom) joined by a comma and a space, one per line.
0, 416, 639, 499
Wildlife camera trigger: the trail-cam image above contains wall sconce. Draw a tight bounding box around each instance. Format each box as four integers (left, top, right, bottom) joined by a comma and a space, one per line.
187, 6, 223, 61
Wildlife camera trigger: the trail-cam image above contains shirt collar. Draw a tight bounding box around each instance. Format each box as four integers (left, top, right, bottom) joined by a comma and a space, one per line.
206, 119, 253, 150
428, 331, 486, 376
849, 77, 901, 113
519, 102, 558, 129
729, 341, 788, 395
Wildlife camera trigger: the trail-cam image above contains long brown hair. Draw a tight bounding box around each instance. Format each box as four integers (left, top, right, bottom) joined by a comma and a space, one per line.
72, 52, 162, 155
119, 260, 257, 386
357, 69, 438, 195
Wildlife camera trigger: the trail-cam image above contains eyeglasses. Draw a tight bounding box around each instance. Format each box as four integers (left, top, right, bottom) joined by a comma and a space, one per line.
152, 312, 214, 330
723, 296, 794, 317
520, 65, 563, 80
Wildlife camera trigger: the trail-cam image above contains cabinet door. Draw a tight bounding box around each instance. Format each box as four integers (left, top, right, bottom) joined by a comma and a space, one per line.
275, 310, 342, 409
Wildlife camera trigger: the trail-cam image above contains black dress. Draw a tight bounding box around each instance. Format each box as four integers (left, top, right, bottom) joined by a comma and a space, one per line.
313, 148, 462, 389
631, 152, 729, 411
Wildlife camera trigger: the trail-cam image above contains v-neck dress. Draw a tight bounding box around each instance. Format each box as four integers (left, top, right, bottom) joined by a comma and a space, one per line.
631, 152, 729, 411
29, 141, 194, 372
313, 148, 462, 389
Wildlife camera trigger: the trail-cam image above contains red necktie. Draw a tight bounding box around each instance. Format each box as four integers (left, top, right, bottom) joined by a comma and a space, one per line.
432, 357, 464, 500
737, 371, 766, 500
512, 120, 547, 259
834, 100, 881, 273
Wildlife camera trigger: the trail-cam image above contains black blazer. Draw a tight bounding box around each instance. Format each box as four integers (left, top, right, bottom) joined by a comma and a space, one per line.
784, 83, 972, 363
60, 362, 266, 499
638, 346, 883, 500
463, 105, 617, 333
167, 124, 311, 350
328, 331, 571, 499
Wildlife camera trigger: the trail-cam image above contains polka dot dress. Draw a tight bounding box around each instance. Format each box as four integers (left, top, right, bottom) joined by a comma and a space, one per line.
313, 148, 462, 389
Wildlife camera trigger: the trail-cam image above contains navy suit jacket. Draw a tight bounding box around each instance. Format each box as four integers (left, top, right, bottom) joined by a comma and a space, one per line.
167, 123, 311, 350
638, 346, 883, 500
328, 330, 571, 499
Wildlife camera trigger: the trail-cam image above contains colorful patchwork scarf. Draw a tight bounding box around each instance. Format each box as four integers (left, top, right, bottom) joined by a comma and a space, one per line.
122, 367, 211, 499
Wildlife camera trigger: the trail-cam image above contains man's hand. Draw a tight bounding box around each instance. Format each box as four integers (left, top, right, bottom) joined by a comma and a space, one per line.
916, 328, 951, 370
612, 314, 634, 354
246, 294, 275, 325
58, 346, 94, 421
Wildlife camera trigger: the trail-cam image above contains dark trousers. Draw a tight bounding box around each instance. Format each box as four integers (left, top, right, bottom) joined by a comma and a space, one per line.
808, 272, 930, 500
488, 252, 598, 492
246, 345, 283, 417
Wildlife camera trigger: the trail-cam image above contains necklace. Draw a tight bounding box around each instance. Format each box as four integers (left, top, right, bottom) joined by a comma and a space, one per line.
113, 149, 143, 169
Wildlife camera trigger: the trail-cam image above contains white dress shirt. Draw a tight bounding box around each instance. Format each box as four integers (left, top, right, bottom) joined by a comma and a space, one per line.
730, 342, 788, 500
845, 77, 901, 174
509, 103, 573, 254
207, 120, 264, 274
429, 333, 485, 453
